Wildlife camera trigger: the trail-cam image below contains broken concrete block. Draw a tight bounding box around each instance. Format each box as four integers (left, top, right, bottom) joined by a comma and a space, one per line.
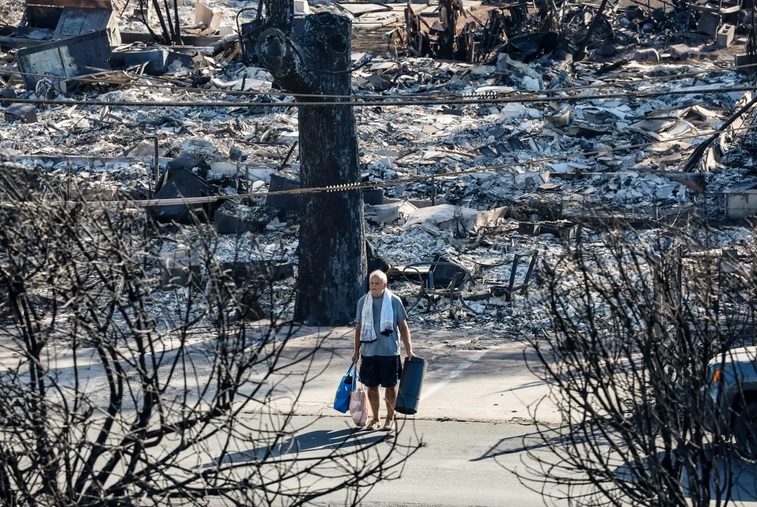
668, 44, 692, 59
213, 201, 278, 234
686, 51, 719, 61
5, 103, 37, 124
632, 48, 660, 63
160, 250, 201, 289
717, 24, 735, 48
294, 0, 311, 15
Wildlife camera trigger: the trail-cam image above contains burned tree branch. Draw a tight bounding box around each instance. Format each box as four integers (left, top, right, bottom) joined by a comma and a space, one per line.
255, 28, 317, 94
518, 223, 756, 506
0, 163, 416, 504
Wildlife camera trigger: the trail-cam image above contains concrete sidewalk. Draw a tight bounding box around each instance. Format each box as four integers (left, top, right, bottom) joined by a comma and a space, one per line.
267, 326, 560, 426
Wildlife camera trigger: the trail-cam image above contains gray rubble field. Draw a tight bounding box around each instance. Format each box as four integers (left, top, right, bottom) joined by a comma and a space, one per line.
0, 0, 756, 334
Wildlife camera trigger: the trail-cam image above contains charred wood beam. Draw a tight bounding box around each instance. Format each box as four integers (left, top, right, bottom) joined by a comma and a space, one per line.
438, 0, 461, 59
148, 0, 171, 44
172, 0, 182, 44
162, 0, 174, 41
682, 94, 757, 173
575, 0, 614, 61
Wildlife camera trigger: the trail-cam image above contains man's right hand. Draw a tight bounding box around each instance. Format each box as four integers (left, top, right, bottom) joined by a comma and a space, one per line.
351, 351, 360, 364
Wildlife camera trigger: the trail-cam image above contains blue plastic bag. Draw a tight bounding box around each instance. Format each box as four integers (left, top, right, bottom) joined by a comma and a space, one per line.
333, 364, 355, 413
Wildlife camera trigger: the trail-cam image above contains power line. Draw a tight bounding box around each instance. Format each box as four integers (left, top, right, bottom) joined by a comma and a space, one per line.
4, 54, 754, 109
2, 82, 756, 109
2, 118, 752, 208
9, 52, 751, 103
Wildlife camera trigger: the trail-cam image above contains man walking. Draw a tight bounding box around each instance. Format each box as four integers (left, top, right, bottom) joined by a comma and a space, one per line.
352, 269, 413, 430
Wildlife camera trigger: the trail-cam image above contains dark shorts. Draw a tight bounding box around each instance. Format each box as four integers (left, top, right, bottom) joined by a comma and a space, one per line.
360, 355, 402, 388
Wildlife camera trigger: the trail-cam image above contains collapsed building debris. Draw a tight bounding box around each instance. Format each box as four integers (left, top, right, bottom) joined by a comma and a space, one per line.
17, 29, 113, 90
0, 0, 121, 48
402, 0, 757, 67
2, 0, 237, 92
1, 0, 757, 330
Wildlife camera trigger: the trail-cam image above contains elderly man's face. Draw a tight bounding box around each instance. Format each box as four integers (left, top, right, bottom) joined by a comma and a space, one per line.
369, 275, 386, 298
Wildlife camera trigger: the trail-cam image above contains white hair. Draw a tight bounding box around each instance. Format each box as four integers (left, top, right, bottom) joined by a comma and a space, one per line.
369, 269, 387, 284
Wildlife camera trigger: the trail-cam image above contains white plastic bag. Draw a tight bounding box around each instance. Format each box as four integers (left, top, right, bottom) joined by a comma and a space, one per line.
350, 384, 368, 427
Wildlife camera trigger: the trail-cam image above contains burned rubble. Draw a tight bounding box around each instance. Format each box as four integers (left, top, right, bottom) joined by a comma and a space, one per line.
0, 0, 756, 334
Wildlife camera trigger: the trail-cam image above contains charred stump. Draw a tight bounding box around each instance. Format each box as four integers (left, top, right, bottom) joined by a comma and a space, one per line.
257, 13, 366, 326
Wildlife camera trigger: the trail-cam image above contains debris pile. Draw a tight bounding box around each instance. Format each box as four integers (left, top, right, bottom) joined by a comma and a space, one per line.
1, 0, 757, 334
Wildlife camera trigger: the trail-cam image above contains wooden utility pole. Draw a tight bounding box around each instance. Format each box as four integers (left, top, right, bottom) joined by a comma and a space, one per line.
257, 12, 366, 326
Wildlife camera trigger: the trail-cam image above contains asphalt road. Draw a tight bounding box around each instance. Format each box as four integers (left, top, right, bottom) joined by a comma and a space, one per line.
252, 325, 560, 506
264, 326, 561, 426
199, 325, 562, 507
307, 416, 557, 507
252, 326, 757, 507
49, 323, 757, 506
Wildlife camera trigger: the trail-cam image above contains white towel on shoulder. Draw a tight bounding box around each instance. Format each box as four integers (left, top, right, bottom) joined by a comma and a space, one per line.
359, 289, 395, 342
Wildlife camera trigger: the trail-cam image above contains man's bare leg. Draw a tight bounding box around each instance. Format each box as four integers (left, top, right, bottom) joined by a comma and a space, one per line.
383, 385, 398, 427
366, 386, 381, 427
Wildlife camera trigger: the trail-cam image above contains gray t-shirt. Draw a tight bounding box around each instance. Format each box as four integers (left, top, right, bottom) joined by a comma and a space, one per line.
356, 292, 408, 357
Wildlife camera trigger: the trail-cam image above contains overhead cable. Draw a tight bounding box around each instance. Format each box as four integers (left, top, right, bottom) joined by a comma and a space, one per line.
2, 83, 756, 109
2, 120, 751, 208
